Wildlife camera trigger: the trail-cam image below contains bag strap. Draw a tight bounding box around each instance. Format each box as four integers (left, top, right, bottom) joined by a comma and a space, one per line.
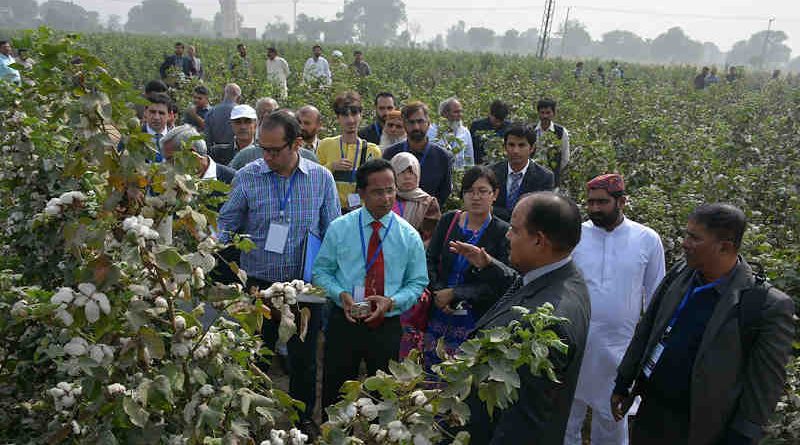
438, 211, 462, 277
359, 139, 368, 166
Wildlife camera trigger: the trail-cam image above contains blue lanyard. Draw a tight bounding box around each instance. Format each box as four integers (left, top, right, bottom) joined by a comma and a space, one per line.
359, 211, 395, 274
404, 142, 430, 169
340, 136, 362, 181
373, 122, 382, 138
450, 214, 492, 283
665, 274, 724, 333
271, 170, 298, 218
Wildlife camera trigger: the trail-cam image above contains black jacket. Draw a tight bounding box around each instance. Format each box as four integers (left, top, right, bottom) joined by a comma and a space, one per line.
358, 121, 382, 145
491, 161, 555, 222
427, 211, 510, 317
159, 54, 192, 78
215, 163, 236, 184
466, 259, 591, 445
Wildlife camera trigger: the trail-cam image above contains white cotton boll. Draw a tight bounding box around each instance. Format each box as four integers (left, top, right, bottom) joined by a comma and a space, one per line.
60, 394, 76, 408
47, 197, 62, 207
408, 413, 422, 423
143, 227, 160, 240
57, 382, 72, 391
183, 326, 199, 339
193, 345, 210, 359
48, 387, 66, 398
344, 403, 357, 419
72, 294, 88, 307
271, 439, 285, 445
140, 217, 155, 228
172, 342, 189, 358
44, 205, 61, 216
77, 283, 96, 297
129, 284, 150, 296
154, 297, 168, 308
71, 420, 81, 435
413, 434, 432, 445
55, 307, 74, 326
64, 337, 89, 356
84, 300, 100, 323
107, 383, 126, 395
410, 390, 427, 406
360, 403, 378, 420
89, 345, 105, 364
52, 287, 75, 305
174, 316, 186, 331
94, 293, 111, 315
198, 384, 214, 397
122, 216, 138, 232
11, 300, 29, 317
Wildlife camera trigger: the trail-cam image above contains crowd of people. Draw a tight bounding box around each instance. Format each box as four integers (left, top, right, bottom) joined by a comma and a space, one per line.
3, 37, 797, 445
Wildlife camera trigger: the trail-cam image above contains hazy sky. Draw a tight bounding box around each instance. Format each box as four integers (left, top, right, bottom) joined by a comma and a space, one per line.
75, 0, 798, 57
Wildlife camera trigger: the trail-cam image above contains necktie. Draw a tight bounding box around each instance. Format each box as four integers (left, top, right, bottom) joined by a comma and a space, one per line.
508, 171, 523, 209
154, 133, 163, 162
365, 220, 385, 328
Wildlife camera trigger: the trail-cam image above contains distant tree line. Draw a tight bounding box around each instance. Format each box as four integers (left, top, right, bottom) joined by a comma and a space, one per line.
1, 0, 797, 70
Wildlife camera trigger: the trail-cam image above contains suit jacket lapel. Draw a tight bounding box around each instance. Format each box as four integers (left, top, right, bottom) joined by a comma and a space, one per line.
694, 262, 751, 364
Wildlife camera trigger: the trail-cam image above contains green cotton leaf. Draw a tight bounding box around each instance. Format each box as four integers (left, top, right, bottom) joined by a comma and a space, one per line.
139, 326, 165, 360
488, 358, 520, 389
125, 300, 150, 331
154, 246, 193, 275
363, 375, 398, 400
388, 358, 423, 382
453, 431, 471, 445
97, 430, 119, 445
487, 329, 510, 343
150, 374, 174, 409
338, 380, 362, 401
233, 236, 257, 253
530, 342, 549, 360
195, 406, 225, 432
255, 406, 275, 425
229, 420, 249, 438
122, 396, 149, 428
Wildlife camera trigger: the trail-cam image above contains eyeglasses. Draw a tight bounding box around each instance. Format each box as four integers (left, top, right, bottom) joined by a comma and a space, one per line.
464, 188, 494, 197
404, 118, 427, 126
258, 142, 290, 156
335, 106, 363, 116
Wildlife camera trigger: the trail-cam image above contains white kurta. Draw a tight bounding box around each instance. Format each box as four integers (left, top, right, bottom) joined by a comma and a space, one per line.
571, 217, 665, 419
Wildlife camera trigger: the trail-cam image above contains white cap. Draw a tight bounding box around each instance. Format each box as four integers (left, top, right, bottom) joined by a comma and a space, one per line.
332, 50, 343, 58
230, 105, 257, 120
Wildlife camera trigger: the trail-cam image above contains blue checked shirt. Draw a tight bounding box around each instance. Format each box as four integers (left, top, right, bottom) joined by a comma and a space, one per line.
312, 207, 429, 317
218, 156, 341, 282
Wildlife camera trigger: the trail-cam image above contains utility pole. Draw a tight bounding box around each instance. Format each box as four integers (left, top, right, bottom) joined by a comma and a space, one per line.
759, 17, 775, 69
537, 0, 556, 59
293, 0, 299, 34
560, 6, 571, 57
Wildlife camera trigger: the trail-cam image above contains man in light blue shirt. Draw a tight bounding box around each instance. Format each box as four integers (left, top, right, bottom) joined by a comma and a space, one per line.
0, 40, 21, 85
314, 158, 428, 409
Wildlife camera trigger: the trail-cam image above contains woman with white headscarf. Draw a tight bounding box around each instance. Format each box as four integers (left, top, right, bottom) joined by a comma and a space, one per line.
390, 152, 441, 244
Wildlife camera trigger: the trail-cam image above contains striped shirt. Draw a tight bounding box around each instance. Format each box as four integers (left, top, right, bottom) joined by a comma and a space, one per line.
218, 155, 341, 282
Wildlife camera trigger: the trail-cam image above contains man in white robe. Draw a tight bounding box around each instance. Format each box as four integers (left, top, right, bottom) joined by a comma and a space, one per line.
564, 173, 666, 445
427, 96, 474, 169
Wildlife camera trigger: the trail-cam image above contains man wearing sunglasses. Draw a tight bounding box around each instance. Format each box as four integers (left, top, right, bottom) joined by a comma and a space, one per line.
217, 110, 340, 436
317, 91, 382, 211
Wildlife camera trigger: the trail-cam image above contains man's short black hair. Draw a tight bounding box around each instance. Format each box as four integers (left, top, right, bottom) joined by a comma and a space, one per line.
523, 192, 581, 253
260, 109, 301, 145
689, 203, 747, 249
193, 85, 209, 96
536, 99, 557, 112
374, 92, 395, 106
144, 79, 168, 94
267, 47, 277, 52
356, 159, 395, 191
175, 42, 184, 47
146, 92, 174, 110
489, 100, 509, 121
460, 166, 499, 198
354, 50, 363, 55
0, 40, 9, 46
312, 44, 322, 50
237, 43, 246, 50
504, 123, 536, 146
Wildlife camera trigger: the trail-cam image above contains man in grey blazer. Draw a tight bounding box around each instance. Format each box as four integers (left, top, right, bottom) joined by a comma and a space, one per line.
491, 124, 555, 222
451, 192, 591, 445
611, 203, 795, 445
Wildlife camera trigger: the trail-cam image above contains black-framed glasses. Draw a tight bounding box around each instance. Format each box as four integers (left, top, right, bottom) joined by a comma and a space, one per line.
258, 142, 290, 156
335, 105, 363, 116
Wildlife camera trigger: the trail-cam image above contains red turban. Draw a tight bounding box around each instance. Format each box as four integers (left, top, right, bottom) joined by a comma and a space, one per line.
587, 173, 625, 193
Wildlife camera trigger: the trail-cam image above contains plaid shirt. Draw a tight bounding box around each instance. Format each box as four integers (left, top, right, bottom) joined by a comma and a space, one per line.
218, 156, 341, 282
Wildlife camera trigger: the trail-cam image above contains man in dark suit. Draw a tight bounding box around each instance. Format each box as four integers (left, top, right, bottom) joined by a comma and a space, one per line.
612, 203, 795, 445
491, 124, 555, 222
159, 42, 192, 79
451, 192, 591, 445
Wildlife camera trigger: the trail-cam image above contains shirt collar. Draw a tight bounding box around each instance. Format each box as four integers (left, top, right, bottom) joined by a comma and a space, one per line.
508, 159, 531, 176
535, 121, 556, 133
523, 256, 572, 286
360, 207, 395, 228
145, 124, 168, 136
201, 156, 217, 180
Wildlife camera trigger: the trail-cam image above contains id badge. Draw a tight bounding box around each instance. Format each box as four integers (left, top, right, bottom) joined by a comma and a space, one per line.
642, 342, 665, 378
265, 223, 289, 253
347, 193, 361, 209
353, 286, 366, 303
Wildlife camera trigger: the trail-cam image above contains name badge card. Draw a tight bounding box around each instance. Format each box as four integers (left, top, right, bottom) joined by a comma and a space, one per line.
353, 286, 366, 303
265, 223, 290, 254
347, 193, 362, 209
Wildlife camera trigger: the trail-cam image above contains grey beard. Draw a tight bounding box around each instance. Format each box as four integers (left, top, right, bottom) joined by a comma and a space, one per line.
380, 132, 407, 148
